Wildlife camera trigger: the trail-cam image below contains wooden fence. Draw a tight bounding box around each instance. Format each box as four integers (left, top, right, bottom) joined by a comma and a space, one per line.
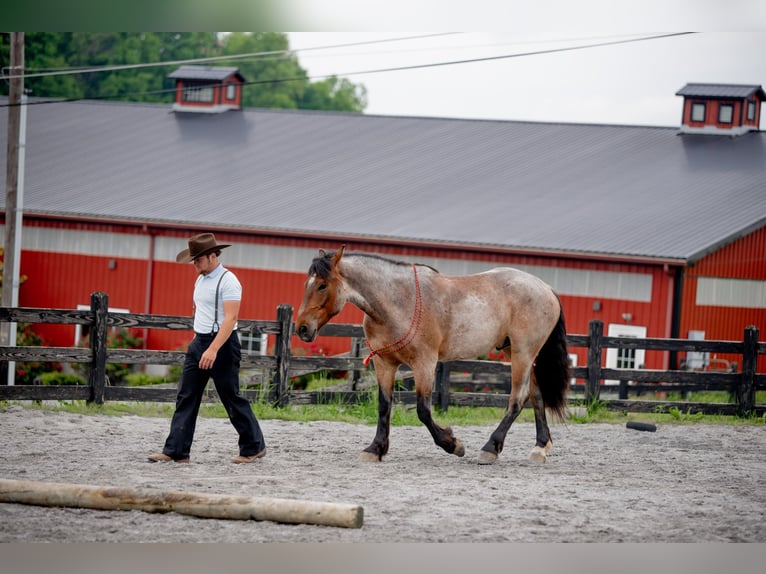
0, 291, 764, 417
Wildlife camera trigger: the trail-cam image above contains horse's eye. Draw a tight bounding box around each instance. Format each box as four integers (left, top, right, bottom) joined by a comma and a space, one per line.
318, 283, 327, 292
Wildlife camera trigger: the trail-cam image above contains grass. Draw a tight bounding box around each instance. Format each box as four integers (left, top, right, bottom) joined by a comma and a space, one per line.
5, 393, 764, 427
4, 377, 764, 426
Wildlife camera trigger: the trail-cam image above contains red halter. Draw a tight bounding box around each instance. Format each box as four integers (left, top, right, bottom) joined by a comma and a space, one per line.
363, 264, 423, 367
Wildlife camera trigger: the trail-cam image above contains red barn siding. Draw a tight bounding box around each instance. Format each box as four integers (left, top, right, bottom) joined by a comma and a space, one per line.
559, 265, 675, 371
683, 99, 744, 129
13, 220, 764, 374
691, 226, 766, 279
680, 227, 766, 371
19, 251, 148, 348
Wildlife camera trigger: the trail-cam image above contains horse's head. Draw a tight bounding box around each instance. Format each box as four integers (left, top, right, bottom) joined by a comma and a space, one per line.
295, 246, 347, 342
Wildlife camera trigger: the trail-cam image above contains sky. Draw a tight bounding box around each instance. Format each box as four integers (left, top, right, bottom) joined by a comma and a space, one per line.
287, 32, 766, 128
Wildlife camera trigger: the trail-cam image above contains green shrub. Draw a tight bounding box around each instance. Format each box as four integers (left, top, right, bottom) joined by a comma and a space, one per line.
36, 372, 86, 386
15, 322, 63, 385
123, 372, 169, 387
74, 328, 144, 384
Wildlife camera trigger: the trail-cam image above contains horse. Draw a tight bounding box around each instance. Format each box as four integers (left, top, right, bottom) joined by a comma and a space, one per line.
295, 246, 571, 465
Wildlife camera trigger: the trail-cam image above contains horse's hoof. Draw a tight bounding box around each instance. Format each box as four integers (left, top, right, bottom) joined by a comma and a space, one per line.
453, 439, 465, 457
477, 450, 497, 465
359, 451, 382, 462
544, 440, 553, 453
529, 446, 547, 463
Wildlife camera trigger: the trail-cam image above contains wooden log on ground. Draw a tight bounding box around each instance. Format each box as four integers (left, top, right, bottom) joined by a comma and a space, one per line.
0, 478, 363, 529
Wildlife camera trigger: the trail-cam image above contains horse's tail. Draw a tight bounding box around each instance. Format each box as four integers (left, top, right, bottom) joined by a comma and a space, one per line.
533, 298, 571, 421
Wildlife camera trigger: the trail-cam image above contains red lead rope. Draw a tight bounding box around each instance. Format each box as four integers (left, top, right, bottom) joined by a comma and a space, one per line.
363, 264, 423, 367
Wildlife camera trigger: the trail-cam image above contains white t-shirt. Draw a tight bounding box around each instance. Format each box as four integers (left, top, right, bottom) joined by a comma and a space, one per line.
192, 265, 242, 333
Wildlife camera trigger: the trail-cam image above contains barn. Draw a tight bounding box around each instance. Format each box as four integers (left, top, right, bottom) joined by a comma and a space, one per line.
1, 67, 765, 375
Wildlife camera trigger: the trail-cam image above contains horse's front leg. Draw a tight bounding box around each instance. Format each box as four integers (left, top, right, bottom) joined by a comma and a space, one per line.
359, 360, 396, 462
478, 352, 531, 465
414, 363, 465, 457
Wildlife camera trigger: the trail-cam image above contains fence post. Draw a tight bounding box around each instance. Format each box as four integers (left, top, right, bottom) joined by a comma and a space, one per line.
435, 362, 450, 412
88, 291, 109, 405
270, 304, 293, 407
586, 320, 603, 402
737, 325, 759, 417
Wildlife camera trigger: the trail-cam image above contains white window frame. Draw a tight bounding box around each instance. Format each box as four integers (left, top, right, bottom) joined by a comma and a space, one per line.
182, 84, 214, 103
605, 323, 647, 385
747, 101, 756, 121
239, 332, 269, 356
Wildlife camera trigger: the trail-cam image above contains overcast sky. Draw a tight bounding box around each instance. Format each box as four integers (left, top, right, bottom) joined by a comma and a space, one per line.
287, 32, 766, 127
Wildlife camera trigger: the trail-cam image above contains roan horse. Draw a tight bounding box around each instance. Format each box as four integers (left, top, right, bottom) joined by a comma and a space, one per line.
295, 247, 571, 465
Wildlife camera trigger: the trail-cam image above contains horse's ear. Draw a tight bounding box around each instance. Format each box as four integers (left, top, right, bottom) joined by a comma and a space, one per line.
333, 245, 346, 264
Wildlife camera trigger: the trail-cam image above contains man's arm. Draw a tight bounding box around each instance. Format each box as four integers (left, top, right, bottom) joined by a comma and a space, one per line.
198, 299, 240, 370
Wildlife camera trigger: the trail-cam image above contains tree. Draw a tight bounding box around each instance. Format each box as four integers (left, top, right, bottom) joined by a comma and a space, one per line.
2, 32, 367, 113
221, 32, 307, 109
300, 76, 367, 112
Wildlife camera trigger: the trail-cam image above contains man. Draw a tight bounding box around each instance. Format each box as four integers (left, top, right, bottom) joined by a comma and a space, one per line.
148, 233, 266, 464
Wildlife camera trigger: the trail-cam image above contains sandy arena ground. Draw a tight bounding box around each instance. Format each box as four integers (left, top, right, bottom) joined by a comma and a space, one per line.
1, 404, 764, 543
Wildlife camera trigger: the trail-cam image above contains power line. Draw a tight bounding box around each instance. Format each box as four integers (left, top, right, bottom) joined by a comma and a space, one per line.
0, 32, 695, 108
1, 33, 462, 80
324, 32, 696, 78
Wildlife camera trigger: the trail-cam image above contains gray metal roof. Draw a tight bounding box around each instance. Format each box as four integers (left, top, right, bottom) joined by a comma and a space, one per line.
1, 97, 765, 264
676, 83, 766, 99
167, 65, 244, 81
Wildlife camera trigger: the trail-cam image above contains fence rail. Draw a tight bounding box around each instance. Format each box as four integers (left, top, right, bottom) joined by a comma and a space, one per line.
0, 292, 764, 416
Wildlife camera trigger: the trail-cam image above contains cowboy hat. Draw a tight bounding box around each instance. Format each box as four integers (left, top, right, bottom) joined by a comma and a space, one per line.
176, 233, 231, 263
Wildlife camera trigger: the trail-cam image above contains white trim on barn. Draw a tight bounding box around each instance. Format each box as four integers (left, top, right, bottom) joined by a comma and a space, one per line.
13, 226, 654, 303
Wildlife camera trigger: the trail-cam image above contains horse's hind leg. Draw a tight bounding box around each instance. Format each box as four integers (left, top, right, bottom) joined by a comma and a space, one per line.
360, 361, 396, 462
478, 352, 532, 465
414, 363, 465, 457
528, 373, 553, 463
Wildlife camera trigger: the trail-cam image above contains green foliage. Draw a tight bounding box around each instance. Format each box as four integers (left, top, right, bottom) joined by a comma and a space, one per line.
167, 362, 183, 382
5, 32, 366, 113
14, 323, 63, 385
75, 328, 144, 384
299, 76, 368, 112
122, 372, 170, 387
36, 372, 86, 386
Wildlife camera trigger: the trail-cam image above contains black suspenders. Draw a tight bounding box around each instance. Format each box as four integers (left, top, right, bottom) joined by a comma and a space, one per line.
210, 270, 229, 334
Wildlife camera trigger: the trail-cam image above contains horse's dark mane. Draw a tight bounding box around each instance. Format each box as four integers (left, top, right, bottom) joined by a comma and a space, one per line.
308, 250, 439, 278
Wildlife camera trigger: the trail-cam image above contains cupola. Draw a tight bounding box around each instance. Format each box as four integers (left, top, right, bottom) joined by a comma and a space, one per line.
676, 83, 764, 136
168, 65, 246, 113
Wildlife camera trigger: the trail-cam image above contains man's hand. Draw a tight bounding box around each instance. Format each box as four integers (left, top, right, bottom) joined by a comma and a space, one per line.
199, 347, 218, 369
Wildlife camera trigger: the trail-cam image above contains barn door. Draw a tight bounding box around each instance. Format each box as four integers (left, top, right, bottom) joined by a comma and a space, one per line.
605, 323, 646, 384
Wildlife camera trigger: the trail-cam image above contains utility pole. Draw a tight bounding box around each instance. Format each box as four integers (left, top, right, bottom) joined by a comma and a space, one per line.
2, 32, 25, 385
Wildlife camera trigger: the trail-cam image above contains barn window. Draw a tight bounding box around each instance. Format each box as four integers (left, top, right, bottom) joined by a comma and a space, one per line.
690, 102, 705, 122
239, 332, 269, 356
182, 82, 214, 103
718, 103, 733, 124
747, 101, 756, 121
226, 83, 236, 101
696, 277, 766, 308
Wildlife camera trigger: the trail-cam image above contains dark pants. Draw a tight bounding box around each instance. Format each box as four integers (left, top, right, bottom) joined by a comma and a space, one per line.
162, 331, 266, 459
